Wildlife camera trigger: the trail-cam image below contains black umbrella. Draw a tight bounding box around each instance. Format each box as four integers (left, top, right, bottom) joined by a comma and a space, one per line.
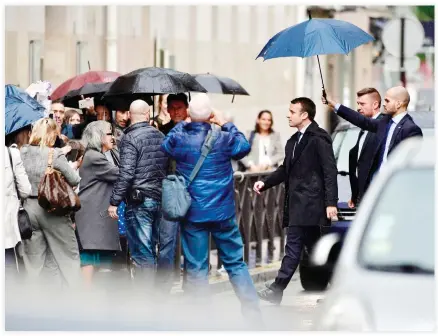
193, 73, 249, 103
61, 82, 113, 108
102, 67, 207, 118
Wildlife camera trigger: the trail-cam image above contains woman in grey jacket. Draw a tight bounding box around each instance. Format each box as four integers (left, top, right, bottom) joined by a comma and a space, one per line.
239, 110, 284, 172
74, 121, 120, 286
20, 118, 82, 288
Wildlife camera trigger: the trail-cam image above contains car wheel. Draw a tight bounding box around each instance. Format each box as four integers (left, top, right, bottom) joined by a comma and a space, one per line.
299, 249, 330, 291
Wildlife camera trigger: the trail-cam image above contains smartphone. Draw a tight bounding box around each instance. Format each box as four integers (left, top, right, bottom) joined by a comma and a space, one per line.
66, 149, 79, 162
78, 97, 94, 109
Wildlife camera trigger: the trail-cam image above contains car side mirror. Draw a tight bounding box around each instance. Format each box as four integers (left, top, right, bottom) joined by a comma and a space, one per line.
311, 233, 341, 267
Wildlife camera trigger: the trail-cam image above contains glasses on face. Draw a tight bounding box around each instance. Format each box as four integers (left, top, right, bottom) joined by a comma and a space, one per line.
52, 110, 64, 113
106, 133, 113, 136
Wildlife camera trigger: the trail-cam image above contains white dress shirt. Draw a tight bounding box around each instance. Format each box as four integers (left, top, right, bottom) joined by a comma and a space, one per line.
258, 135, 272, 166
382, 111, 407, 164
357, 112, 381, 160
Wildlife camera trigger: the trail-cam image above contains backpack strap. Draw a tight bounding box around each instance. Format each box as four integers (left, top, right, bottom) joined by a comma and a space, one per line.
187, 127, 220, 186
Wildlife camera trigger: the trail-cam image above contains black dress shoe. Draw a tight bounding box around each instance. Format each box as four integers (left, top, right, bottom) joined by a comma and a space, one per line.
257, 283, 283, 305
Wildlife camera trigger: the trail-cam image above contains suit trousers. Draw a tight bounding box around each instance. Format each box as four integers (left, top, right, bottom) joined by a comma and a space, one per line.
272, 225, 321, 291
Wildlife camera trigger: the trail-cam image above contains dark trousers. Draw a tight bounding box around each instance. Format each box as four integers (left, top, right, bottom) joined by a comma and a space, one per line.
272, 226, 321, 291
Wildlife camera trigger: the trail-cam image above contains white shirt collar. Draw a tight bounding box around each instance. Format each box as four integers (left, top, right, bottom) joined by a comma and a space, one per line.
392, 111, 408, 125
298, 122, 311, 135
372, 112, 381, 120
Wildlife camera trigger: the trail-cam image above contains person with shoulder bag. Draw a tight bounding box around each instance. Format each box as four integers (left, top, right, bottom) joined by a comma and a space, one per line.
5, 144, 31, 281
161, 94, 262, 325
19, 118, 82, 289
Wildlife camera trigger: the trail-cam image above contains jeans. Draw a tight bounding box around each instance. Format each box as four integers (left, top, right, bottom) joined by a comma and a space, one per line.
181, 216, 259, 313
125, 197, 179, 292
156, 216, 179, 293
125, 198, 160, 269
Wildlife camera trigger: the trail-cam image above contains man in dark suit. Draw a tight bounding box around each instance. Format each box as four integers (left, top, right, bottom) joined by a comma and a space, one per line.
348, 88, 384, 208
324, 86, 423, 182
253, 97, 338, 304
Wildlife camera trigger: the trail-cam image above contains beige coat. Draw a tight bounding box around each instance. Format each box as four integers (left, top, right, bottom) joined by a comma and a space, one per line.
5, 145, 31, 249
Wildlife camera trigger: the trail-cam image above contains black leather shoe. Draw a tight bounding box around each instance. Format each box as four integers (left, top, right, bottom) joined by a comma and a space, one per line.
257, 283, 283, 305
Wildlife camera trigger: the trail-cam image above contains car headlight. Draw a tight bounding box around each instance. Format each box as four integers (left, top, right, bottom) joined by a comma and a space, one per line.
315, 296, 373, 331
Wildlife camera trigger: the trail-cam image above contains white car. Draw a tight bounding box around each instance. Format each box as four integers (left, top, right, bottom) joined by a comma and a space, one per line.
311, 136, 435, 332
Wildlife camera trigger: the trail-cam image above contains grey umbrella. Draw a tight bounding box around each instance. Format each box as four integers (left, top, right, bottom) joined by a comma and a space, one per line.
193, 73, 249, 103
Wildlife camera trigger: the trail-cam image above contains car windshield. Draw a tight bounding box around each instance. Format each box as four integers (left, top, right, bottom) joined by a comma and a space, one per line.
358, 168, 434, 274
335, 128, 360, 172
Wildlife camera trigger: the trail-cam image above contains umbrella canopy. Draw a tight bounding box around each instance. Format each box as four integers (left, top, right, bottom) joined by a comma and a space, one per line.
194, 73, 249, 102
103, 67, 207, 116
103, 67, 206, 97
62, 82, 113, 108
256, 13, 374, 98
256, 18, 374, 60
51, 70, 120, 101
5, 84, 45, 135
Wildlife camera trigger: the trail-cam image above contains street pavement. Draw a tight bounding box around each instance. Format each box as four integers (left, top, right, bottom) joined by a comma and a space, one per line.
212, 271, 325, 331
6, 266, 325, 331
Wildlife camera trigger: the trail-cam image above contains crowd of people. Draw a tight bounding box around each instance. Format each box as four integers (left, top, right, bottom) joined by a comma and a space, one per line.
5, 82, 423, 323
4, 91, 287, 322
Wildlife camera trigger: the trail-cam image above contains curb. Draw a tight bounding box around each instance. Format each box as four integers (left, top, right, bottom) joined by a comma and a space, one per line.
207, 262, 282, 294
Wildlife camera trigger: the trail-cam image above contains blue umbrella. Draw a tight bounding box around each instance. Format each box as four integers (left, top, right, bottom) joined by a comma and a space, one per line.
5, 84, 46, 135
256, 11, 374, 97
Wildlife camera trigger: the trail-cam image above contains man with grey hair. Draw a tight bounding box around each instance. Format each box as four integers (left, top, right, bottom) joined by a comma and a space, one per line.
108, 100, 168, 293
162, 93, 262, 324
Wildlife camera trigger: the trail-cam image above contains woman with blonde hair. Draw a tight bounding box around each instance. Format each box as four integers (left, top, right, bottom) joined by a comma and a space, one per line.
19, 117, 83, 288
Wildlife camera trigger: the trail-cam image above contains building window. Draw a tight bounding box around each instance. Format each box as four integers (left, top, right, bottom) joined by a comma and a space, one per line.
76, 41, 89, 74
29, 40, 42, 84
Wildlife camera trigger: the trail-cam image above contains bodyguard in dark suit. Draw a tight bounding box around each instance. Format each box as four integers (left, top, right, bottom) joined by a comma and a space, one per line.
347, 88, 384, 208
324, 86, 423, 183
253, 97, 338, 304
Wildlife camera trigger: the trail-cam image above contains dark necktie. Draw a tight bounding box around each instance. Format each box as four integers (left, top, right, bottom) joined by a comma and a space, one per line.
377, 120, 394, 169
293, 132, 302, 159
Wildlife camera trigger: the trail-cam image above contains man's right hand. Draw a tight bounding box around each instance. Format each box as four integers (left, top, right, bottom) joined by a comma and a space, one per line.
253, 181, 265, 195
348, 199, 355, 208
321, 94, 336, 109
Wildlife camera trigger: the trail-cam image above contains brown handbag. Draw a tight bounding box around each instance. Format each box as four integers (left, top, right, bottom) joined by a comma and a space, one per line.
38, 148, 81, 216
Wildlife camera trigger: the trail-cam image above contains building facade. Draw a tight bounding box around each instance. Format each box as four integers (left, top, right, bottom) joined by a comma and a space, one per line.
6, 5, 391, 139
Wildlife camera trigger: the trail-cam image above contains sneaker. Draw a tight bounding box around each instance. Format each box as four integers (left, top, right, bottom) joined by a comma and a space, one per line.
215, 265, 227, 276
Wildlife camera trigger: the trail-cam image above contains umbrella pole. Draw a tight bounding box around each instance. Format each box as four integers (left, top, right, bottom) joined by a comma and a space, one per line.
316, 55, 327, 100
232, 94, 235, 103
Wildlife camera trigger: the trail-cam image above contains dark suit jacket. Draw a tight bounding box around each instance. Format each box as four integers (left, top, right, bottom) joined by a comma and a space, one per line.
260, 121, 338, 227
348, 113, 385, 204
338, 105, 423, 182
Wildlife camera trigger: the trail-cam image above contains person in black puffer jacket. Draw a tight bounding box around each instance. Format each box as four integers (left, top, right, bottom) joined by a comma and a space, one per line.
108, 99, 168, 293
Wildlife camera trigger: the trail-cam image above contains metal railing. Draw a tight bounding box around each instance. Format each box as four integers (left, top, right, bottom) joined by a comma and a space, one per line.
173, 171, 286, 274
